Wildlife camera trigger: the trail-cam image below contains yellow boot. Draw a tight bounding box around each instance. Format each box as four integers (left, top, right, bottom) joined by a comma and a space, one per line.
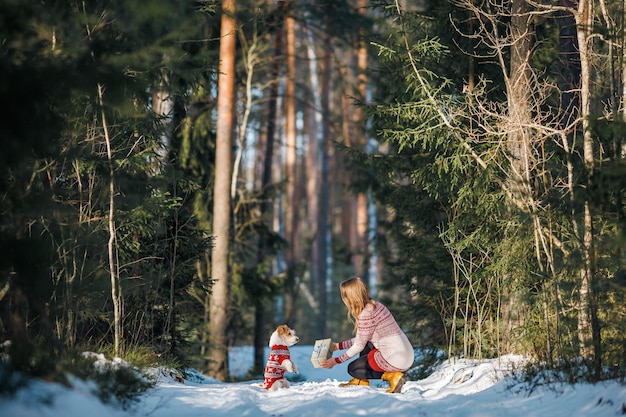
381, 372, 408, 393
338, 378, 370, 387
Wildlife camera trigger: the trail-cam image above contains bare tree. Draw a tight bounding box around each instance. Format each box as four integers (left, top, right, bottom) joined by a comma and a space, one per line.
98, 83, 123, 358
529, 0, 601, 371
392, 0, 584, 359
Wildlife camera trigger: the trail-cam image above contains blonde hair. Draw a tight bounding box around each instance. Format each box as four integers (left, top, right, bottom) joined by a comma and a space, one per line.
340, 276, 376, 333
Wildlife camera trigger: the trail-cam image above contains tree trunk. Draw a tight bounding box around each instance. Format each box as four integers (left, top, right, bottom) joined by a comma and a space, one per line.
574, 0, 601, 372
507, 0, 533, 172
623, 0, 626, 130
208, 0, 236, 381
304, 20, 322, 317
283, 2, 298, 326
317, 13, 332, 338
98, 83, 123, 358
253, 0, 285, 374
340, 48, 355, 257
353, 0, 370, 284
152, 70, 173, 168
501, 0, 536, 356
556, 0, 580, 361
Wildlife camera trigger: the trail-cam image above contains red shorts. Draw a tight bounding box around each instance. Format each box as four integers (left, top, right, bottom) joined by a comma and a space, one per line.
367, 348, 385, 372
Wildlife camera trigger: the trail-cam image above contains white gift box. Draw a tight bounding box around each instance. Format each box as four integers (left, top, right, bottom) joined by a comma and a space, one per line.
310, 338, 333, 368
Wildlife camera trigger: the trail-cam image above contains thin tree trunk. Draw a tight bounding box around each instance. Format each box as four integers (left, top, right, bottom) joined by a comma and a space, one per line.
98, 83, 122, 358
353, 0, 370, 284
557, 0, 580, 361
317, 15, 332, 338
196, 254, 211, 357
283, 2, 298, 325
231, 31, 256, 201
623, 0, 626, 130
165, 204, 179, 355
253, 0, 286, 374
230, 19, 262, 365
575, 0, 601, 373
340, 50, 355, 255
304, 20, 322, 315
208, 0, 236, 381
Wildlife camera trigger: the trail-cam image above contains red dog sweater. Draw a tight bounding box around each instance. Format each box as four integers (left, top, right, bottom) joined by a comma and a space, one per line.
263, 344, 291, 389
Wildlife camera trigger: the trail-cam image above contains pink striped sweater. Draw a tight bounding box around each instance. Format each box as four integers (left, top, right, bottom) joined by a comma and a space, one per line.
334, 301, 414, 372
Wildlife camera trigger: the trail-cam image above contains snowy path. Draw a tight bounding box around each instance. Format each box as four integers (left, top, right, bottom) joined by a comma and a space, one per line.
1, 347, 625, 417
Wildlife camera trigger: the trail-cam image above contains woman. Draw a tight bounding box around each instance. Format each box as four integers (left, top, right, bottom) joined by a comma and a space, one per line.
320, 276, 414, 393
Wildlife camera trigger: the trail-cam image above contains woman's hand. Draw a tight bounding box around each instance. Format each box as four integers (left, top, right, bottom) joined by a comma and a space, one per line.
320, 358, 336, 369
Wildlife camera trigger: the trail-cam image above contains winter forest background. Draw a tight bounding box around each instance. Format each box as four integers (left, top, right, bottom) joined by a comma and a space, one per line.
1, 0, 625, 391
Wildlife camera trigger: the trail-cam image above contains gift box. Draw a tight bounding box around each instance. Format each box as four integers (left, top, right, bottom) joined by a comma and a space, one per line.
311, 338, 333, 368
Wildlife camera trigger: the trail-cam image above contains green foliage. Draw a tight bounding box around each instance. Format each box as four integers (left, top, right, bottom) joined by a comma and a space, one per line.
0, 0, 221, 372
0, 364, 29, 397
76, 354, 154, 408
519, 357, 626, 387
1, 0, 624, 386
359, 3, 477, 353
0, 339, 64, 397
363, 0, 625, 368
0, 342, 153, 408
405, 348, 447, 381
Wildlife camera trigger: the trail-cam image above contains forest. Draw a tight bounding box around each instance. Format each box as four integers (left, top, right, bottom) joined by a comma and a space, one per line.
1, 0, 625, 386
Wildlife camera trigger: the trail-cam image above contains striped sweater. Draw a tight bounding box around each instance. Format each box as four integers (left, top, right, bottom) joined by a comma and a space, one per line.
334, 301, 414, 372
263, 345, 291, 389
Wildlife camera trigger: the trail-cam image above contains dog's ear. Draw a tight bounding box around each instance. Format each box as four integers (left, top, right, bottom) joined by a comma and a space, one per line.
277, 324, 289, 338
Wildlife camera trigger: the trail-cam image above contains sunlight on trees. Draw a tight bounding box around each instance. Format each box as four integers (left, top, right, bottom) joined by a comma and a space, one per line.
0, 0, 624, 383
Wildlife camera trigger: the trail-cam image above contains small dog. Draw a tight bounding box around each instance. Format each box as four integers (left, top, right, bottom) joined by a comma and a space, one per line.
262, 324, 299, 391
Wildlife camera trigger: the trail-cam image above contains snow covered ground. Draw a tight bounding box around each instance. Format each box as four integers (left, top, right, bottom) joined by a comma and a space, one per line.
1, 345, 624, 417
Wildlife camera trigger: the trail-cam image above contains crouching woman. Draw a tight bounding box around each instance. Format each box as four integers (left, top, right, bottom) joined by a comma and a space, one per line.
320, 276, 414, 393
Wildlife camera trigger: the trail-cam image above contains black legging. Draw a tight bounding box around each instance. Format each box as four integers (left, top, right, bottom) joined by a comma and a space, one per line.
347, 342, 384, 380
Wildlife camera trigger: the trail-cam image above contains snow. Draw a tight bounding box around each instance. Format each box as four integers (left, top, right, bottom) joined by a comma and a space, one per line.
1, 345, 624, 417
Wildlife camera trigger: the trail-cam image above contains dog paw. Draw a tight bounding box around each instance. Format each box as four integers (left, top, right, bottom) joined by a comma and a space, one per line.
283, 359, 298, 374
